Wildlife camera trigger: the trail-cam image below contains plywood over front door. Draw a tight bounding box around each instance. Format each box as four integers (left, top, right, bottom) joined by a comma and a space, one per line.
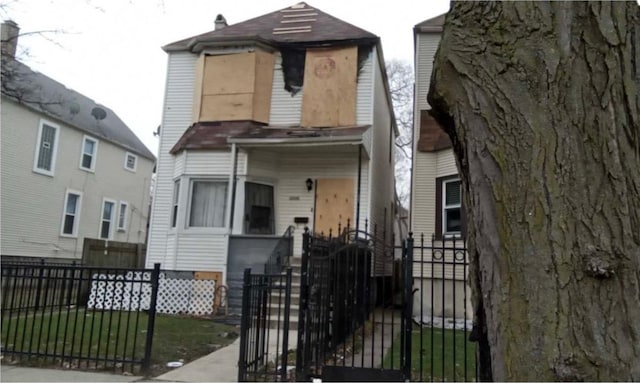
314, 178, 355, 236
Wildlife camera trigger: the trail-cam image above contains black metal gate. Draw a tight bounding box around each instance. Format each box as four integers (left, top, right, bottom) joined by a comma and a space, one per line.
238, 229, 478, 382
295, 226, 411, 381
237, 268, 293, 381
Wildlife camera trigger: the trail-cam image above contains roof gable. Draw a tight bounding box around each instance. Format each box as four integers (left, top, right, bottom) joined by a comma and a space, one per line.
1, 58, 155, 161
414, 13, 446, 33
164, 2, 379, 52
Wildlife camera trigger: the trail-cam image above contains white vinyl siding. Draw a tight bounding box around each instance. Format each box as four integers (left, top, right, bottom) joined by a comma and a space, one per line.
124, 152, 137, 172
369, 47, 395, 239
436, 150, 457, 177
146, 52, 198, 268
269, 52, 303, 125
117, 201, 129, 231
99, 198, 116, 240
33, 119, 60, 176
60, 190, 82, 237
411, 151, 437, 235
414, 33, 441, 115
271, 149, 369, 257
356, 52, 374, 125
183, 151, 247, 176
79, 136, 98, 172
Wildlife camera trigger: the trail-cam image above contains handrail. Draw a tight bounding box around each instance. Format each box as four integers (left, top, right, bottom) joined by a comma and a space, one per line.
264, 225, 295, 274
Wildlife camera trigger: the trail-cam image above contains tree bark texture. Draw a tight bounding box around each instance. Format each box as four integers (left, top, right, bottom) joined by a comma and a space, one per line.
428, 2, 639, 380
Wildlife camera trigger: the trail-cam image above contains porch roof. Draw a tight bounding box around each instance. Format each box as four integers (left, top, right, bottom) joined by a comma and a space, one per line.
169, 120, 370, 154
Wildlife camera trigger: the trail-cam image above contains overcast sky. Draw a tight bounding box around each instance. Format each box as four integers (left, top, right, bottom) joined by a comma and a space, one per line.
3, 0, 449, 157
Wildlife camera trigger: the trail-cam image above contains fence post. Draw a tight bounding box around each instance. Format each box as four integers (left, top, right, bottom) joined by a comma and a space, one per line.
280, 267, 293, 381
142, 263, 160, 376
296, 228, 310, 381
403, 233, 414, 380
238, 268, 252, 382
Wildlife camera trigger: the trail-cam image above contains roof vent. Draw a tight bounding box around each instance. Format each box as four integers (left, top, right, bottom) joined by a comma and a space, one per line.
215, 14, 227, 30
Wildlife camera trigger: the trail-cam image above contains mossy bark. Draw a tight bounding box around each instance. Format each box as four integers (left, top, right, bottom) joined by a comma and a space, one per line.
428, 2, 640, 381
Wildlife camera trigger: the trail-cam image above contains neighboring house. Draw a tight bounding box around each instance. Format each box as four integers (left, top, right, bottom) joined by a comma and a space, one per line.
410, 14, 471, 319
0, 21, 156, 261
146, 2, 397, 292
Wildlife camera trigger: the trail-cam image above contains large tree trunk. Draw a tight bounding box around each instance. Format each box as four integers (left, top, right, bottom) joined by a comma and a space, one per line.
428, 2, 639, 380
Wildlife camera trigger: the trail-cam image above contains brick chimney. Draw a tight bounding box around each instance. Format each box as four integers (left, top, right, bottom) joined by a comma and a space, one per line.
1, 20, 19, 58
215, 14, 227, 31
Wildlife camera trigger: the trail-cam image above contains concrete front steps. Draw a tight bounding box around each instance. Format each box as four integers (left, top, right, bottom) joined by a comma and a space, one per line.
268, 257, 302, 328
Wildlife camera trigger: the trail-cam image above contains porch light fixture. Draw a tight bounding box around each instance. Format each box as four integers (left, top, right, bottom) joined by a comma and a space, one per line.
305, 178, 313, 192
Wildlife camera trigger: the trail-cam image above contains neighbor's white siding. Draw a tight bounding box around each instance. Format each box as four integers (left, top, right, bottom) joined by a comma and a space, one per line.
414, 33, 441, 122
147, 52, 197, 268
411, 151, 437, 236
436, 150, 457, 178
369, 47, 395, 239
411, 30, 459, 237
1, 99, 154, 260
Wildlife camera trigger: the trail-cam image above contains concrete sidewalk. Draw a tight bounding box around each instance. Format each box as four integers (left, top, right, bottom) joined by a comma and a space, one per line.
0, 365, 142, 382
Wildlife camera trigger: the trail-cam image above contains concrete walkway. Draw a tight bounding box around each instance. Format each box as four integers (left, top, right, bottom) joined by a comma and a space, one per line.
0, 365, 141, 382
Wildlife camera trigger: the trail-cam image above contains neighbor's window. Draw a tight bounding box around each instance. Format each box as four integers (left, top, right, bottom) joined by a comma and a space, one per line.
189, 180, 228, 227
33, 120, 60, 176
171, 180, 180, 228
61, 190, 82, 236
100, 199, 116, 239
244, 182, 274, 234
124, 152, 137, 172
442, 179, 462, 234
80, 136, 98, 171
117, 201, 128, 231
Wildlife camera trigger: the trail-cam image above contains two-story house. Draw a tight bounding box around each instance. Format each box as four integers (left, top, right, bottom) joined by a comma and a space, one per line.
410, 14, 471, 320
0, 21, 156, 262
146, 3, 397, 293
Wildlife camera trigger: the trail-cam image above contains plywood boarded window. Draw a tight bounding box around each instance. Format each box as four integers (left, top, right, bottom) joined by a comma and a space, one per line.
301, 46, 357, 127
314, 178, 355, 236
197, 51, 274, 123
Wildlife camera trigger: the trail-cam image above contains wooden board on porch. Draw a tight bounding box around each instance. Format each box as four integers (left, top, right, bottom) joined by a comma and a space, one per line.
314, 178, 354, 236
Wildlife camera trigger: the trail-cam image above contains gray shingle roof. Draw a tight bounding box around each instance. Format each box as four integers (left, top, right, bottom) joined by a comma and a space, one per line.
163, 2, 379, 52
1, 58, 156, 161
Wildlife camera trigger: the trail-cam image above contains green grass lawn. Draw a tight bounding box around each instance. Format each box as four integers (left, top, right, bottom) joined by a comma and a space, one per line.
1, 309, 238, 377
383, 326, 477, 382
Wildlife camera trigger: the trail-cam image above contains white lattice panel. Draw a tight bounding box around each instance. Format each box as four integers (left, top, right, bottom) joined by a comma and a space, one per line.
87, 272, 216, 316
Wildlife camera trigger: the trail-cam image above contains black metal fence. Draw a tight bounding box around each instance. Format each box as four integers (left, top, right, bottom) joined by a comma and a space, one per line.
238, 230, 478, 382
405, 233, 477, 382
1, 262, 160, 375
238, 268, 293, 382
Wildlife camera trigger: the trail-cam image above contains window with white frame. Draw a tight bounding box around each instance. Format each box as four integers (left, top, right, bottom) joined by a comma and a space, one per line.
189, 180, 228, 228
100, 199, 116, 239
124, 152, 137, 172
33, 120, 60, 176
442, 179, 462, 234
80, 136, 98, 171
171, 180, 180, 228
117, 201, 128, 231
61, 190, 82, 236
